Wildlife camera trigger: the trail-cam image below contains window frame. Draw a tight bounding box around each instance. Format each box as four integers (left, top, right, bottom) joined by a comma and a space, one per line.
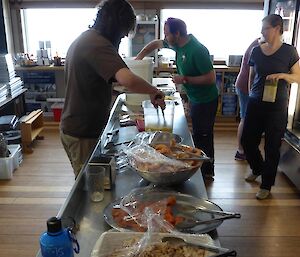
7, 1, 263, 57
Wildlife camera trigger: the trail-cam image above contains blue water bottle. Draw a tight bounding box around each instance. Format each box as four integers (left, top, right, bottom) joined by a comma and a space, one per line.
40, 217, 79, 257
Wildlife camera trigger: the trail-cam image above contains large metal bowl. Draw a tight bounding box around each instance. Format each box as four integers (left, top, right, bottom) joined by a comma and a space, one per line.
127, 140, 209, 186
130, 163, 202, 186
134, 131, 183, 145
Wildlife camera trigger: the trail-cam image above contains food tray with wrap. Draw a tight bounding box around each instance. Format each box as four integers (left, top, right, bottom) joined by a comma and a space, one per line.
91, 231, 236, 257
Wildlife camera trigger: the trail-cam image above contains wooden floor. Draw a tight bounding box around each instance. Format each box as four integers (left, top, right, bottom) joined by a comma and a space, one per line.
0, 128, 299, 257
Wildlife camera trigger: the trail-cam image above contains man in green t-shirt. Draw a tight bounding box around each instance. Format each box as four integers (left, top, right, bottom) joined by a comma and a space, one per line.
136, 17, 218, 180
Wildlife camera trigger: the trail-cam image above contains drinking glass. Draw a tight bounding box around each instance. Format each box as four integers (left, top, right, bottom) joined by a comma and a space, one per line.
87, 165, 105, 202
142, 100, 175, 132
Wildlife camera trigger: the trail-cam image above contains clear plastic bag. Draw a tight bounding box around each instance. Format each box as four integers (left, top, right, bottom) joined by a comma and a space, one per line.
93, 187, 217, 257
91, 231, 216, 257
123, 143, 189, 173
119, 186, 180, 231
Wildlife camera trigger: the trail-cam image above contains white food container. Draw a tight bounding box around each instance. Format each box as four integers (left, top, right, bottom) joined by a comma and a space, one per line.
0, 144, 22, 179
125, 93, 150, 106
91, 231, 214, 257
123, 57, 154, 83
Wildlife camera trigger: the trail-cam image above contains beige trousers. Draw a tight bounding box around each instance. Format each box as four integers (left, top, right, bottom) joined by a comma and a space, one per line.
60, 131, 98, 178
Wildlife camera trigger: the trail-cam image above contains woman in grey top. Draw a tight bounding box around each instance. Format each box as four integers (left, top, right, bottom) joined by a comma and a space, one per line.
242, 14, 300, 199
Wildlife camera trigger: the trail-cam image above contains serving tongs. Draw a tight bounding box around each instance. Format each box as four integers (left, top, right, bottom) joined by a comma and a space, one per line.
174, 205, 241, 229
110, 205, 238, 256
155, 105, 166, 125
175, 214, 241, 229
154, 94, 167, 125
175, 205, 241, 217
162, 236, 237, 257
169, 145, 212, 162
166, 150, 212, 162
149, 132, 212, 162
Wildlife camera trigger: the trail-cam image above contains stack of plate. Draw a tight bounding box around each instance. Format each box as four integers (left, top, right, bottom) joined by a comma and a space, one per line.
0, 54, 24, 102
0, 54, 16, 83
0, 84, 8, 103
7, 77, 24, 97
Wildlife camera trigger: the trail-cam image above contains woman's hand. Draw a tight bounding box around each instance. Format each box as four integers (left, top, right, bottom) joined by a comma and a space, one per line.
266, 73, 286, 82
150, 91, 166, 109
267, 61, 300, 84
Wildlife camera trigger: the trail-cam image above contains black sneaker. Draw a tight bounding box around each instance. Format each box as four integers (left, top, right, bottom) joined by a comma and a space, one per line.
235, 151, 246, 161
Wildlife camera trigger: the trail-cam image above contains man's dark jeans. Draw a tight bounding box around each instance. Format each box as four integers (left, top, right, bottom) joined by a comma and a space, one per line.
190, 98, 218, 176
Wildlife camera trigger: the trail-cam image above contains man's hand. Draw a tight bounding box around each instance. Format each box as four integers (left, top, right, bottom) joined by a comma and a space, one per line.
172, 75, 186, 84
150, 91, 166, 109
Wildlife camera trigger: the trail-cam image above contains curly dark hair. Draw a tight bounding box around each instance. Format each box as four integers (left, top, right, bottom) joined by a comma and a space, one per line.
92, 0, 136, 48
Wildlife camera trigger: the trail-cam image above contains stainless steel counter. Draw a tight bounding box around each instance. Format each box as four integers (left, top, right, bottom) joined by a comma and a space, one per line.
36, 91, 218, 257
280, 82, 300, 190
279, 130, 300, 190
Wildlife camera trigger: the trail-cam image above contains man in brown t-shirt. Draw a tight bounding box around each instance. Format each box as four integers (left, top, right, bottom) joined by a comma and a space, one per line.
60, 0, 165, 178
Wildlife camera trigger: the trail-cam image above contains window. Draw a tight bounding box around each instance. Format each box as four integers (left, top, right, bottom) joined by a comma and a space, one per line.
21, 8, 130, 58
160, 9, 264, 60
21, 8, 263, 61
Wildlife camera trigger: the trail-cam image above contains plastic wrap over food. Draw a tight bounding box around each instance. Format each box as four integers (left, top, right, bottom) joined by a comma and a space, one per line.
123, 143, 190, 173
92, 187, 215, 257
133, 131, 156, 144
91, 231, 217, 257
133, 131, 183, 145
119, 187, 181, 232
